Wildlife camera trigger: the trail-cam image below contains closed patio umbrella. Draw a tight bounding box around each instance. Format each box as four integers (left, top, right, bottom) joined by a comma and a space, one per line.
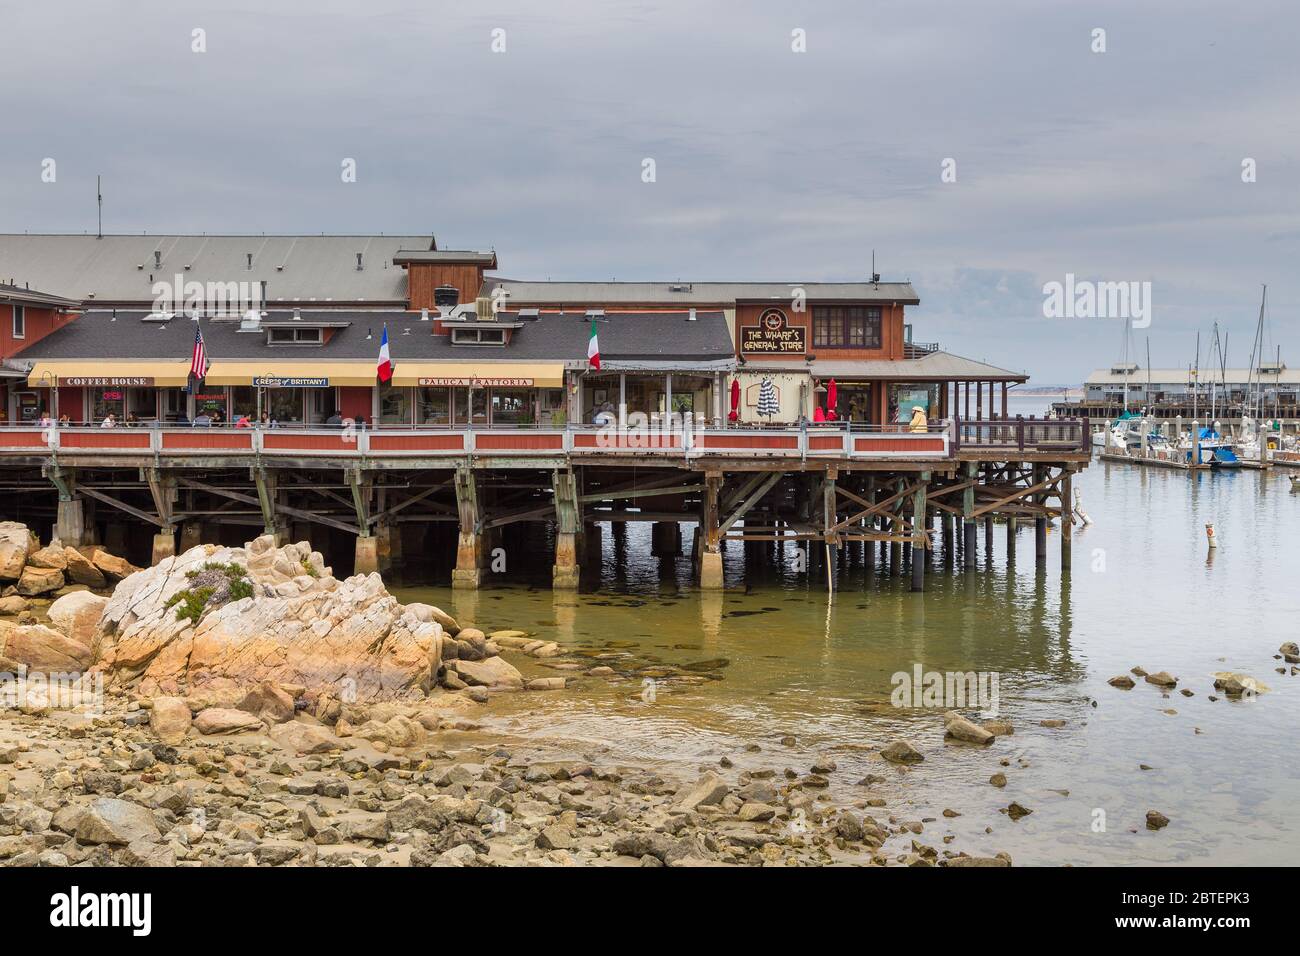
756, 377, 779, 420
729, 377, 740, 422
826, 378, 838, 420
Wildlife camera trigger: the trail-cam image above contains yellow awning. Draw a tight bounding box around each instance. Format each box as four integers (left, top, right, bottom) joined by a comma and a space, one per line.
205, 361, 377, 387
391, 362, 565, 388
26, 360, 192, 387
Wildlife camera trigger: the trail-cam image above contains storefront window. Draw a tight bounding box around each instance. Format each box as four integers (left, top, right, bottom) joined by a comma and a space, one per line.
455, 387, 488, 426
126, 387, 156, 423
491, 388, 535, 425
540, 388, 566, 426
416, 387, 451, 425
379, 383, 411, 425
193, 390, 228, 423
91, 388, 125, 423
159, 388, 188, 423
888, 383, 938, 424
266, 388, 304, 424
813, 306, 882, 348
230, 386, 257, 421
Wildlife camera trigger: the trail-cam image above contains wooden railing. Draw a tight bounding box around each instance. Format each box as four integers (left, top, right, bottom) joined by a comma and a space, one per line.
952, 415, 1089, 453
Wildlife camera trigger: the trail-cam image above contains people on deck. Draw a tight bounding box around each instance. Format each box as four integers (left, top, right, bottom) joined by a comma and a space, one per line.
325, 410, 344, 426
100, 413, 117, 428
909, 405, 929, 433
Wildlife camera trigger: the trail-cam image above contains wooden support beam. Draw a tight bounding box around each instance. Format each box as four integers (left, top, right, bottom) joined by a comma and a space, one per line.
718, 471, 782, 536
176, 476, 359, 535
911, 472, 929, 592
144, 468, 176, 529
76, 484, 169, 528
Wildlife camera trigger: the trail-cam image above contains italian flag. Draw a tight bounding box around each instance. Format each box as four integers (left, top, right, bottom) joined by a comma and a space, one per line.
376, 324, 393, 382
587, 319, 601, 370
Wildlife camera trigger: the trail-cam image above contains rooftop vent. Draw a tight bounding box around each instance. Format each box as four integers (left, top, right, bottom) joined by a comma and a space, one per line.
433, 285, 460, 308
688, 308, 697, 321
518, 308, 540, 320
246, 253, 253, 270
239, 309, 263, 332
154, 250, 162, 269
356, 252, 364, 271
669, 283, 692, 293
141, 311, 174, 323
585, 309, 605, 319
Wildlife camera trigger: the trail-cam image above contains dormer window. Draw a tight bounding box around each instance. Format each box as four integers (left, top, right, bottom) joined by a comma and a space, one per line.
268, 327, 323, 345
451, 326, 506, 346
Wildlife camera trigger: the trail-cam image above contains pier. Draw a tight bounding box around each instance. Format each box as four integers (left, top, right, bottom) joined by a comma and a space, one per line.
0, 415, 1090, 588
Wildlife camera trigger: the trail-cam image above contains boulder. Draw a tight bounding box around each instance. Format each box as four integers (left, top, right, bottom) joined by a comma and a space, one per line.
672, 772, 730, 812
16, 566, 64, 596
1279, 642, 1299, 664
0, 522, 33, 580
402, 602, 459, 635
1212, 672, 1268, 697
193, 707, 265, 735
944, 710, 995, 744
1108, 675, 1136, 689
881, 739, 924, 764
267, 720, 341, 755
46, 591, 108, 647
90, 549, 136, 581
237, 680, 296, 724
1144, 671, 1177, 688
74, 798, 161, 845
149, 696, 192, 745
95, 536, 445, 701
62, 548, 107, 588
26, 545, 68, 570
447, 656, 523, 689
0, 621, 94, 671
0, 596, 28, 616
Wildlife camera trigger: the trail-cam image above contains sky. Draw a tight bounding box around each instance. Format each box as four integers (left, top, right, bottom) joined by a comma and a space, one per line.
1, 0, 1296, 382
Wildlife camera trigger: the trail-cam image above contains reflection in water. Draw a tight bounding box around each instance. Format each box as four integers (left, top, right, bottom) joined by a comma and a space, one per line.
394, 460, 1300, 866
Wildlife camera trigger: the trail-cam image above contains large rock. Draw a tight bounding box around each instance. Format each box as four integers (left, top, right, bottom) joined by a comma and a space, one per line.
46, 591, 108, 647
237, 680, 296, 724
26, 544, 68, 570
74, 797, 161, 845
0, 522, 33, 580
404, 602, 460, 636
881, 739, 924, 764
95, 536, 445, 701
447, 656, 523, 689
0, 621, 94, 671
63, 548, 107, 588
672, 772, 730, 812
149, 696, 192, 744
0, 596, 28, 616
16, 566, 64, 596
267, 720, 340, 754
944, 710, 995, 745
193, 707, 264, 735
90, 549, 137, 582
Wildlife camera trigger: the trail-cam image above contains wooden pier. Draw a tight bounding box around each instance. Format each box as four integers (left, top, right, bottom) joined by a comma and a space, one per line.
0, 416, 1090, 590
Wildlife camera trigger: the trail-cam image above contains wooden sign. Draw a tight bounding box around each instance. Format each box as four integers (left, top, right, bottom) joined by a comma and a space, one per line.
417, 377, 534, 387
740, 309, 805, 354
58, 376, 154, 387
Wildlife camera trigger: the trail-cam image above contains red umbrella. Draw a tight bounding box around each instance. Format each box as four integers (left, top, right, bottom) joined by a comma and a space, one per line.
826, 379, 838, 420
728, 377, 740, 421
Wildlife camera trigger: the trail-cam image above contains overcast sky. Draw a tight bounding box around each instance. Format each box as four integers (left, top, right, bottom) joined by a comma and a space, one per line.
2, 0, 1296, 381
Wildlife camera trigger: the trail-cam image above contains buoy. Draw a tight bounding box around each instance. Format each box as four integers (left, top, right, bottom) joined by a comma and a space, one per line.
1205, 523, 1217, 549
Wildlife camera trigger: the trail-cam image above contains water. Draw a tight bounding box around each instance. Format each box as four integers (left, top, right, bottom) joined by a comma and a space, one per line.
393, 395, 1300, 865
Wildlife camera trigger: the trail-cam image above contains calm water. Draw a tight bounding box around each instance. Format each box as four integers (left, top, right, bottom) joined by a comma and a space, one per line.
394, 396, 1300, 865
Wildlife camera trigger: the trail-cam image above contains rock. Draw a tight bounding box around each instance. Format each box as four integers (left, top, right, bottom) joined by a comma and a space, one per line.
1006, 802, 1033, 821
526, 677, 566, 691
989, 772, 1007, 788
26, 544, 68, 570
90, 549, 137, 581
0, 622, 94, 671
16, 566, 64, 596
74, 798, 161, 845
448, 656, 524, 689
1213, 672, 1268, 697
943, 710, 994, 744
0, 595, 28, 615
149, 697, 192, 745
1144, 671, 1177, 688
737, 802, 776, 822
1108, 675, 1136, 689
237, 681, 296, 724
943, 855, 1011, 867
120, 838, 176, 867
95, 537, 445, 701
268, 720, 341, 754
403, 602, 459, 635
536, 825, 575, 850
62, 548, 107, 588
1146, 810, 1170, 830
193, 707, 265, 735
1039, 719, 1066, 728
46, 591, 108, 647
0, 522, 34, 580
881, 739, 924, 764
672, 771, 730, 812
1280, 642, 1300, 664
981, 719, 1014, 736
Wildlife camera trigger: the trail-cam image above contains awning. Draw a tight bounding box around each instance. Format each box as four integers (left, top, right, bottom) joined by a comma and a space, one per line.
205, 361, 377, 386
390, 362, 565, 388
25, 360, 193, 387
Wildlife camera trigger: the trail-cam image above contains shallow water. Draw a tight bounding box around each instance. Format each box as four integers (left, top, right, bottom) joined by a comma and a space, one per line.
394, 427, 1300, 866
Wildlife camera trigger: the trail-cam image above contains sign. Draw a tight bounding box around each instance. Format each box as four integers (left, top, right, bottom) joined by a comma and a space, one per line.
253, 376, 330, 388
740, 309, 806, 354
417, 377, 535, 387
57, 376, 154, 387
193, 393, 225, 401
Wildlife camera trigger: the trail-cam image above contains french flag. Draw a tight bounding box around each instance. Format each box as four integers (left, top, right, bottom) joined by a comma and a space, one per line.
376, 324, 393, 382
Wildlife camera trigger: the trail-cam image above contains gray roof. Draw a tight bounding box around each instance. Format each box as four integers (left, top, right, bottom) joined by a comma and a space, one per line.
0, 234, 434, 306
12, 308, 735, 365
480, 278, 920, 306
747, 351, 1028, 381
393, 250, 497, 267
0, 282, 80, 309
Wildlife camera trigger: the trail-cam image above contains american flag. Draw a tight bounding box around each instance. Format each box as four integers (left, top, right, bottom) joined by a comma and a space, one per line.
190, 327, 210, 384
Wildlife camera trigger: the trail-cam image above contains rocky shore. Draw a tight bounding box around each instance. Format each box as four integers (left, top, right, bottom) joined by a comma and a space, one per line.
0, 528, 1014, 867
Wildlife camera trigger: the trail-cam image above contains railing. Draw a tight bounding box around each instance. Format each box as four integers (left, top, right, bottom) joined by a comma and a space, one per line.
903, 341, 941, 358
952, 415, 1089, 453
0, 422, 957, 461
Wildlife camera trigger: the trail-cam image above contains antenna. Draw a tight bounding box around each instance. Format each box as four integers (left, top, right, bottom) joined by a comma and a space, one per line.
96, 175, 103, 239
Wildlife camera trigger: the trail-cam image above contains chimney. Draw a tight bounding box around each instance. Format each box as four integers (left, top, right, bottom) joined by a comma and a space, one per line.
154, 250, 161, 269
420, 308, 429, 321
246, 252, 253, 270
260, 280, 268, 308
293, 307, 301, 321
356, 252, 364, 271
688, 307, 697, 321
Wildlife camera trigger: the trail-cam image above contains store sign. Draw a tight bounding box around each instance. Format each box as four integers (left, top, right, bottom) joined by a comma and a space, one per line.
417, 377, 535, 387
253, 376, 330, 388
193, 393, 225, 401
740, 309, 806, 354
57, 376, 155, 387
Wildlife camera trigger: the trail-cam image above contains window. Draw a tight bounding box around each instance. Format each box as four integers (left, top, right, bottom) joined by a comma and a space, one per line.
379, 382, 411, 424
416, 387, 451, 425
813, 306, 881, 349
450, 326, 506, 346
12, 306, 25, 339
267, 327, 323, 345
